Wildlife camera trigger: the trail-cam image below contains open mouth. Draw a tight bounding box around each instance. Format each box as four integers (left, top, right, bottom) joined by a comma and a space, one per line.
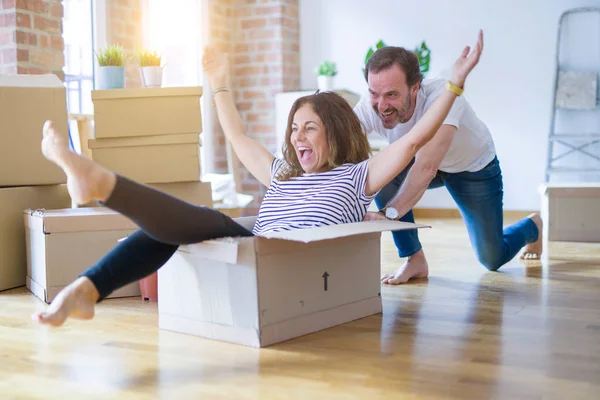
381, 109, 396, 119
298, 147, 313, 163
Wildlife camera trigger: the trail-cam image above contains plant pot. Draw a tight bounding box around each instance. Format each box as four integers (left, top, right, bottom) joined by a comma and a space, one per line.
98, 66, 125, 90
139, 272, 158, 302
140, 66, 163, 88
317, 75, 333, 92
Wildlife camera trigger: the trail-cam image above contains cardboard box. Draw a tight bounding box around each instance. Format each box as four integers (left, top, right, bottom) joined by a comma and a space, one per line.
88, 133, 201, 183
24, 208, 142, 303
540, 183, 600, 243
92, 86, 203, 139
0, 74, 69, 186
158, 218, 428, 347
0, 185, 71, 292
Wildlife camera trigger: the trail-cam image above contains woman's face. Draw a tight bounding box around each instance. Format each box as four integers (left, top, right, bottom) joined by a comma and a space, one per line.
290, 104, 330, 174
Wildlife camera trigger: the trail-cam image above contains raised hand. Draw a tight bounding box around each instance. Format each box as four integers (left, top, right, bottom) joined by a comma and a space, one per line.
202, 45, 229, 89
451, 30, 484, 88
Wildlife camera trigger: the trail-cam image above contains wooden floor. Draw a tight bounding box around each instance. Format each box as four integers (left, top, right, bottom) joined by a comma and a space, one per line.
2, 218, 600, 399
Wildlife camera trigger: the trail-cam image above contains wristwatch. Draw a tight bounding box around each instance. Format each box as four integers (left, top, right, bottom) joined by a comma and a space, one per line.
380, 206, 401, 221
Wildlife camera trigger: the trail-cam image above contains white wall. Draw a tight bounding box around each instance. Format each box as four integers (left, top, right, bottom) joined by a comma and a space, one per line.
299, 0, 600, 211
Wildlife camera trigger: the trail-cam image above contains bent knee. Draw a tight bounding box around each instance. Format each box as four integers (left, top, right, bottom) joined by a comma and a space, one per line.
476, 252, 504, 271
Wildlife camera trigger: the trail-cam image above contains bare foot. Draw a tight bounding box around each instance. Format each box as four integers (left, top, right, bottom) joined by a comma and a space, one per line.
33, 277, 100, 327
520, 213, 543, 260
381, 249, 429, 285
41, 120, 115, 205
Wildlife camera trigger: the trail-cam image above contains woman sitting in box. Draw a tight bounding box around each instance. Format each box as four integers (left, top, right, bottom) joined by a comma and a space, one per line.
33, 32, 483, 326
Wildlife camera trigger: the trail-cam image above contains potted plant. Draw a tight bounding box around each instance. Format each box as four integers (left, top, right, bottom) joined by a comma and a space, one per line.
315, 60, 337, 91
137, 49, 164, 88
96, 44, 126, 90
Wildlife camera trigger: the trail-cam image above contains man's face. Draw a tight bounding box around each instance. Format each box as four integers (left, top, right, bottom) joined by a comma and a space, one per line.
368, 64, 419, 129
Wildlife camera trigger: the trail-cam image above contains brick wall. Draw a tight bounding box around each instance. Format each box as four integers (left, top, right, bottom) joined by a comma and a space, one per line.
106, 0, 143, 88
229, 0, 300, 213
0, 0, 64, 79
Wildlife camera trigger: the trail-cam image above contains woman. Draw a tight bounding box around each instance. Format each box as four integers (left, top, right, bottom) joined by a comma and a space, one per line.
33, 31, 483, 327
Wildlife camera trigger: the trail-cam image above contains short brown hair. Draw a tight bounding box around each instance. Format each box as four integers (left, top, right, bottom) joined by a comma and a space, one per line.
364, 46, 423, 87
278, 91, 371, 181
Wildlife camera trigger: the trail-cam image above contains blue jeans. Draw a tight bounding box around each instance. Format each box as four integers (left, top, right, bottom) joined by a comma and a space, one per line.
374, 157, 539, 271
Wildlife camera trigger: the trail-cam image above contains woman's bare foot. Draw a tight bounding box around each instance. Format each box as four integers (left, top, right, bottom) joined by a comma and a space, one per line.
381, 249, 429, 285
520, 213, 543, 260
33, 277, 100, 327
41, 120, 116, 205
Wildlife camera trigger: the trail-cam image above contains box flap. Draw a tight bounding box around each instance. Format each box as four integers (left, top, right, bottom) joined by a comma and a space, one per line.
0, 74, 63, 88
539, 182, 600, 196
24, 207, 138, 233
92, 86, 203, 100
88, 133, 200, 148
256, 220, 429, 243
178, 238, 242, 264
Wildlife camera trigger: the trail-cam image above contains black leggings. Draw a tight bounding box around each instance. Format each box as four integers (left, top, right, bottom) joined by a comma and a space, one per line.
81, 175, 254, 301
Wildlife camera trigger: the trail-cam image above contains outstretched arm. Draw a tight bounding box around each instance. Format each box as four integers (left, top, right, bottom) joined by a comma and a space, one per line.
365, 30, 484, 196
202, 46, 274, 187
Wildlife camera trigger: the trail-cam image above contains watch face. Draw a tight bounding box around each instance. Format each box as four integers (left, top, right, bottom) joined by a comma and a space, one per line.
385, 207, 399, 220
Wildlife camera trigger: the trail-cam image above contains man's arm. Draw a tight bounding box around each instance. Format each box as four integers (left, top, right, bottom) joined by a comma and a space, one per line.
384, 124, 457, 215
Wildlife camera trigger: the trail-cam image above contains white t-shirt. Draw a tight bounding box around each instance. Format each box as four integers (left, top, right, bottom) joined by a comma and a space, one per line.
252, 158, 375, 235
354, 78, 496, 173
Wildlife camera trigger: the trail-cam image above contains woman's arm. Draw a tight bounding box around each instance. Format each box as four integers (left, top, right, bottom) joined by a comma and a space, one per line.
365, 30, 484, 196
202, 46, 275, 187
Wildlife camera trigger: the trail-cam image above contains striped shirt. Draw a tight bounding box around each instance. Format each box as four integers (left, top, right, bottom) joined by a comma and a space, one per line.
252, 158, 375, 235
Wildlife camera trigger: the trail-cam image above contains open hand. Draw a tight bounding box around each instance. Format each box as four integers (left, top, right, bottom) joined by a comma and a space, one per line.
362, 211, 388, 222
451, 30, 484, 88
202, 46, 229, 89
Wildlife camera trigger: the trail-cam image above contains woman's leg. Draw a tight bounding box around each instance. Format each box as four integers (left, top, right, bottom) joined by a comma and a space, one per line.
35, 121, 252, 326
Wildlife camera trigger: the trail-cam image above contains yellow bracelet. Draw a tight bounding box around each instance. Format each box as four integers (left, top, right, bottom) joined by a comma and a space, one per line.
445, 81, 464, 96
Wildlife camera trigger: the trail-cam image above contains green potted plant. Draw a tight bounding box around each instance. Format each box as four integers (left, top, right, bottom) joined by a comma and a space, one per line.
137, 48, 164, 88
96, 44, 126, 90
315, 60, 337, 91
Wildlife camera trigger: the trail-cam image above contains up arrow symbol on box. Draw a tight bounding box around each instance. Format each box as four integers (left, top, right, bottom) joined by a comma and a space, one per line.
322, 272, 329, 291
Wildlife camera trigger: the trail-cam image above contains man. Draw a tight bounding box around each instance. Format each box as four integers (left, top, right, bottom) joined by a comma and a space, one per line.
354, 43, 542, 285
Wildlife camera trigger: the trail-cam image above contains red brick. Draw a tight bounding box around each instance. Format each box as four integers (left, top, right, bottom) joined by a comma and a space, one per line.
125, 23, 136, 36
256, 101, 273, 109
237, 77, 257, 87
237, 101, 252, 111
255, 5, 282, 15
260, 77, 280, 86
2, 64, 17, 74
249, 29, 275, 40
2, 0, 15, 9
17, 65, 47, 74
234, 54, 251, 64
110, 6, 128, 21
235, 65, 262, 77
39, 35, 48, 47
251, 124, 274, 134
30, 49, 55, 66
16, 12, 29, 28
257, 42, 274, 51
243, 90, 266, 100
110, 22, 123, 35
50, 3, 62, 18
16, 47, 27, 61
241, 17, 266, 29
235, 43, 250, 53
17, 0, 48, 13
54, 51, 63, 66
246, 112, 268, 122
34, 16, 61, 34
15, 31, 36, 46
50, 35, 62, 51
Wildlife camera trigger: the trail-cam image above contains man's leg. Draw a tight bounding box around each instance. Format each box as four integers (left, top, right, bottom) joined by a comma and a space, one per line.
375, 161, 444, 284
442, 157, 542, 271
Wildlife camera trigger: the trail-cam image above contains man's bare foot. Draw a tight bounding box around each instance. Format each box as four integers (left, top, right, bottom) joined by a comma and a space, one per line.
381, 249, 429, 285
41, 120, 116, 205
520, 213, 543, 260
33, 277, 100, 327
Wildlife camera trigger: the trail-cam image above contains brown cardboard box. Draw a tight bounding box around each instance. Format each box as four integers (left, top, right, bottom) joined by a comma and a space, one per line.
88, 133, 201, 183
0, 75, 69, 186
158, 218, 429, 347
0, 185, 71, 292
91, 86, 203, 139
24, 208, 142, 303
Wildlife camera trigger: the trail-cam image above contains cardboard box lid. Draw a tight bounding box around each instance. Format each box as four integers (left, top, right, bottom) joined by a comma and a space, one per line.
88, 133, 200, 149
24, 207, 138, 234
0, 74, 63, 88
256, 220, 429, 243
91, 86, 203, 101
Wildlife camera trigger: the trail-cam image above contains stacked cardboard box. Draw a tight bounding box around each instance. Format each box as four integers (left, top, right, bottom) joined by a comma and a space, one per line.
89, 87, 204, 184
0, 75, 73, 292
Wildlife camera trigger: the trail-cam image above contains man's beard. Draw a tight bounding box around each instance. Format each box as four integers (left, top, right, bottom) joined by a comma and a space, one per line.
374, 94, 412, 129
